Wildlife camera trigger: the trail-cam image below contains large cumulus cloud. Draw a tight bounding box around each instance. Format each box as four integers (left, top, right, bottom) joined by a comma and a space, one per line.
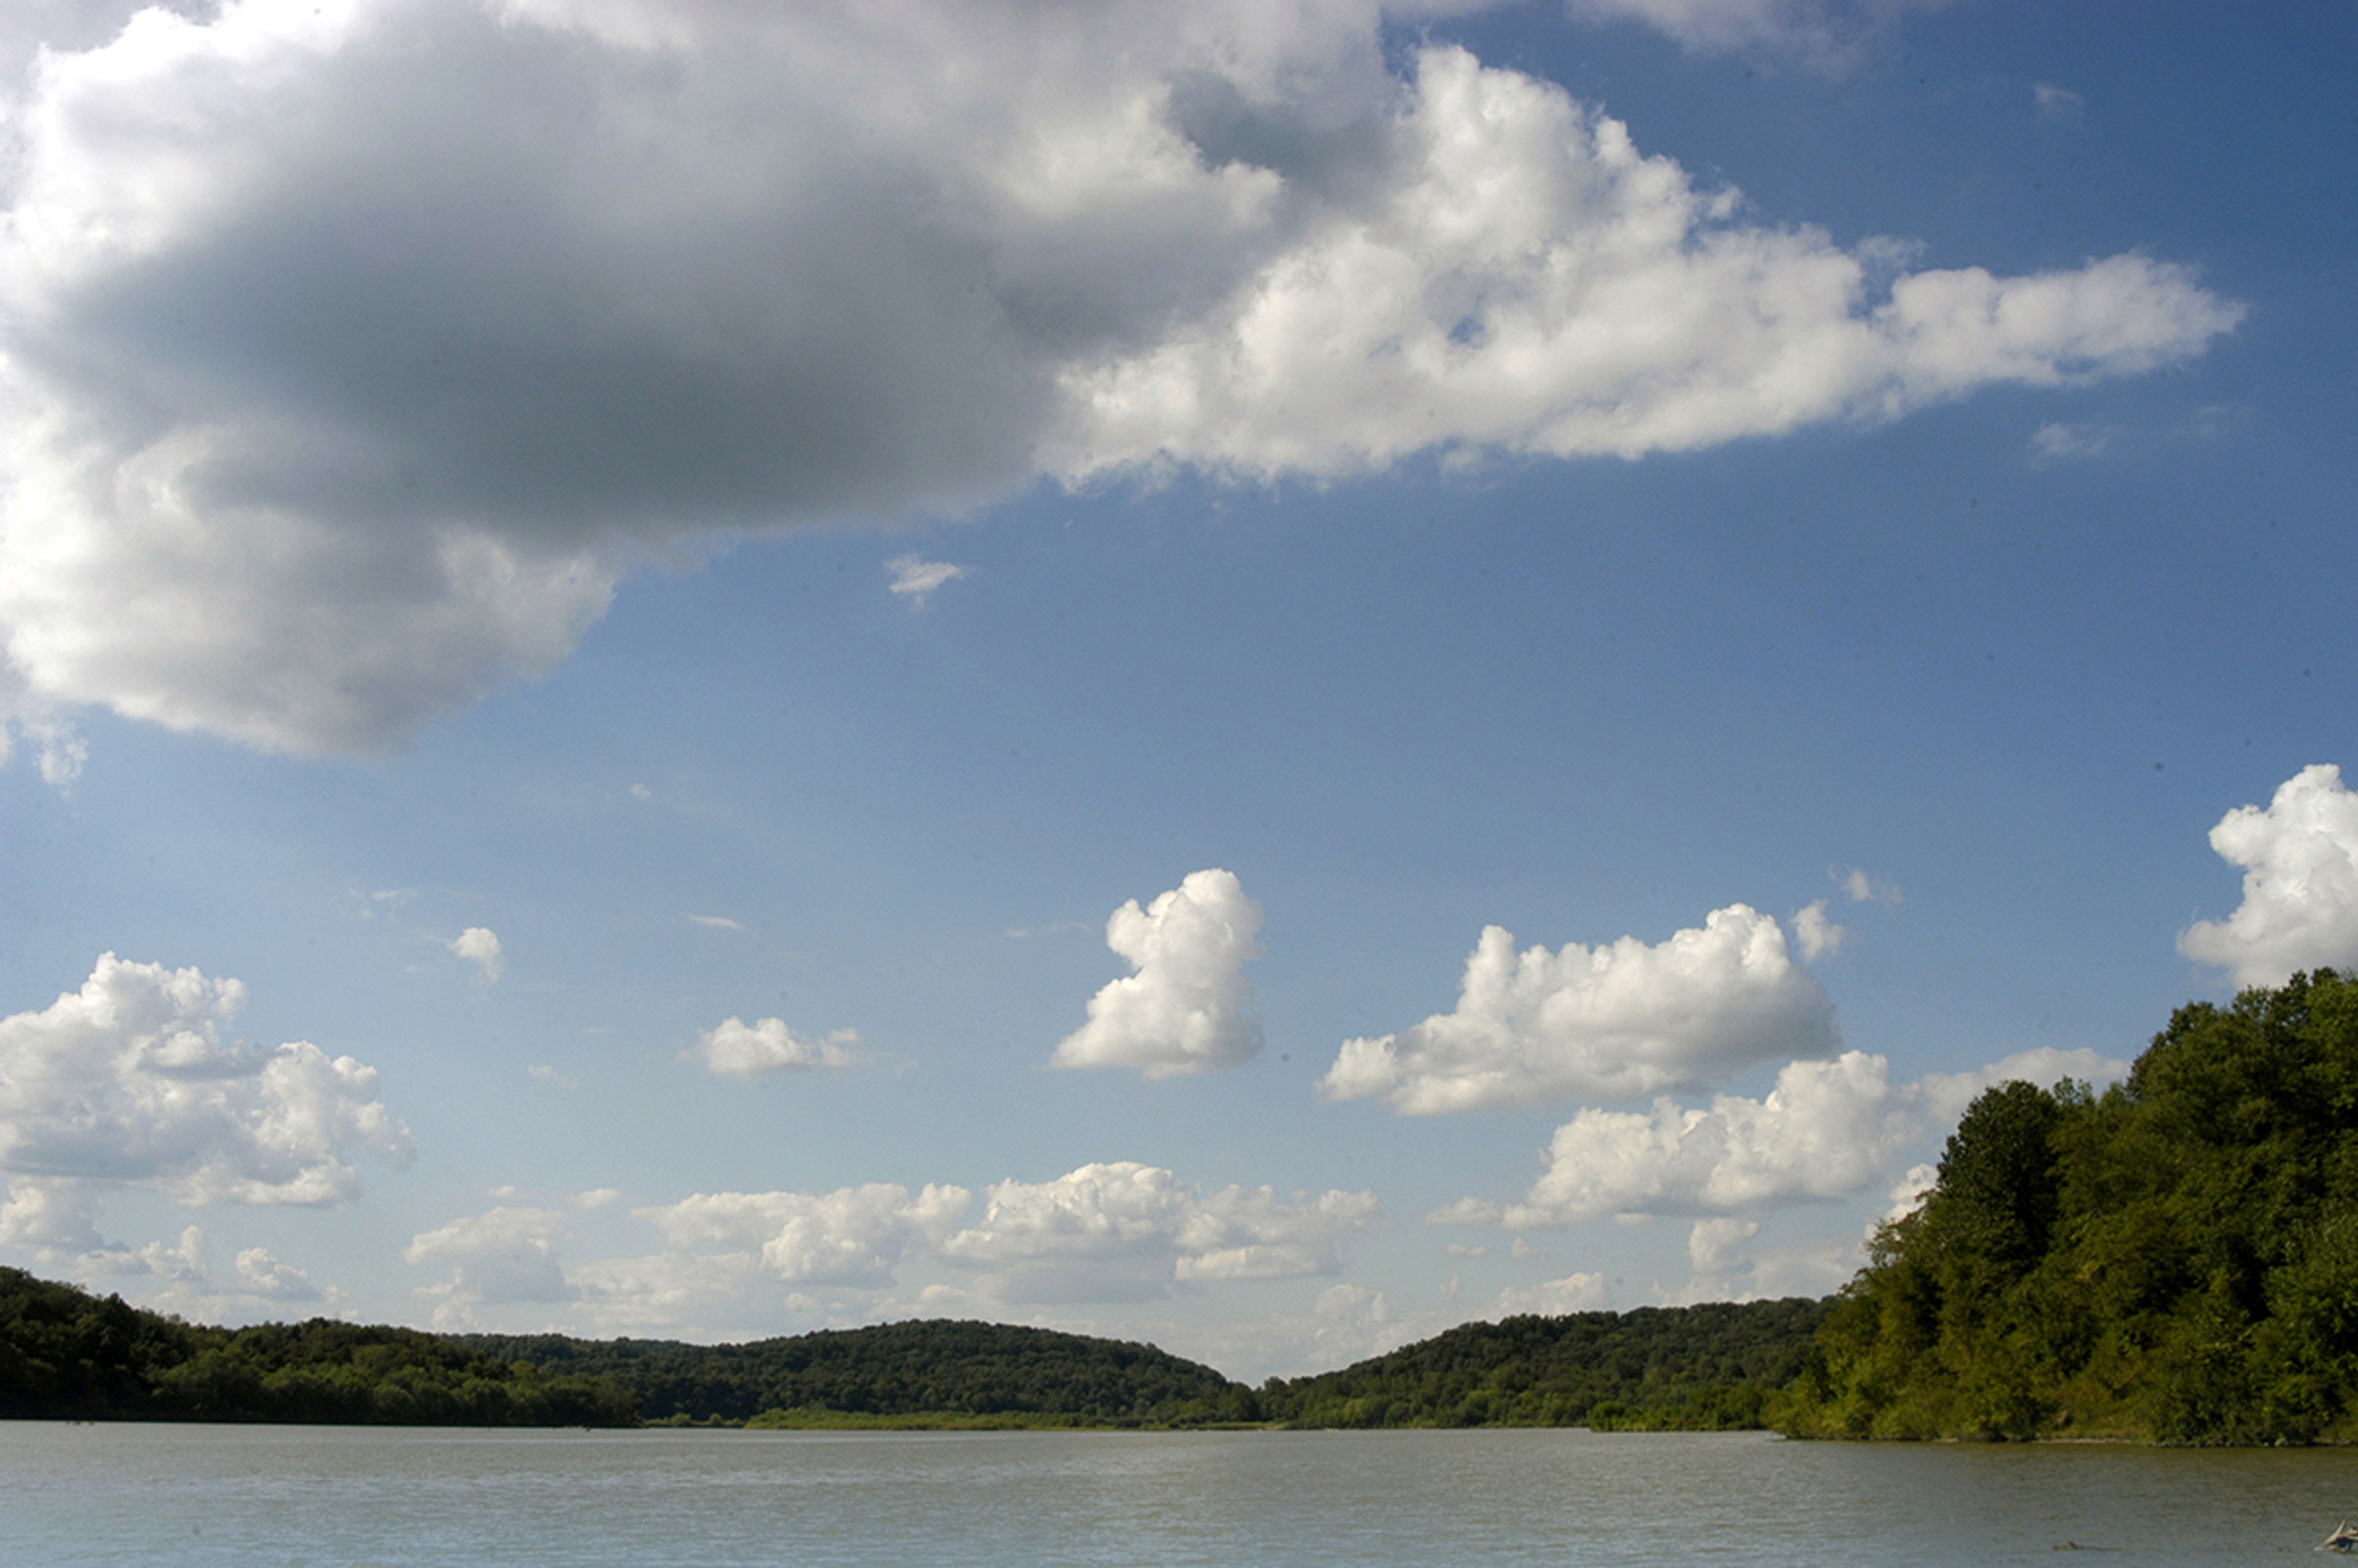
0, 0, 2241, 757
1441, 1044, 2124, 1228
2179, 765, 2358, 988
0, 953, 412, 1208
1053, 869, 1264, 1077
1322, 903, 1839, 1112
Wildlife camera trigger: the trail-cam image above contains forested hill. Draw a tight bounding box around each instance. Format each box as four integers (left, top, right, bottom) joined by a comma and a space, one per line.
1259, 1298, 1831, 1429
456, 1320, 1251, 1426
0, 1267, 638, 1425
0, 1271, 1247, 1426
5, 1262, 1832, 1429
1784, 968, 2358, 1445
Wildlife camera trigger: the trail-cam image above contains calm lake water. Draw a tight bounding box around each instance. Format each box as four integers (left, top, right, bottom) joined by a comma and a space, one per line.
7, 1422, 2357, 1567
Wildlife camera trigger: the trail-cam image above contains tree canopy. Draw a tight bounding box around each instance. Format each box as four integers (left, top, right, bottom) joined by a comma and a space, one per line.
1783, 969, 2358, 1443
457, 1319, 1252, 1426
1258, 1298, 1829, 1430
0, 1267, 637, 1425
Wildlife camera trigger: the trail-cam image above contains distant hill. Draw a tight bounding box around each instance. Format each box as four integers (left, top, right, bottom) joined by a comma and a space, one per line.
457, 1320, 1253, 1426
1260, 1297, 1831, 1429
3, 1262, 1829, 1429
0, 1268, 1248, 1427
0, 1267, 637, 1425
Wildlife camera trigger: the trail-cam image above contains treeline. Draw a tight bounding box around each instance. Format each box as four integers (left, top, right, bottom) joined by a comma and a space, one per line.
0, 1268, 637, 1425
1784, 969, 2358, 1445
2, 1259, 1828, 1430
0, 1271, 1243, 1427
1258, 1298, 1829, 1429
457, 1320, 1251, 1426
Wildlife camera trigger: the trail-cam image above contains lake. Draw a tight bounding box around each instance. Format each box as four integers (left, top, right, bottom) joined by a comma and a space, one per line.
7, 1422, 2356, 1566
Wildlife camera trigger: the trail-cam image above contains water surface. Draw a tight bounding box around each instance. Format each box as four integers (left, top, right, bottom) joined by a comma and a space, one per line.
7, 1422, 2354, 1566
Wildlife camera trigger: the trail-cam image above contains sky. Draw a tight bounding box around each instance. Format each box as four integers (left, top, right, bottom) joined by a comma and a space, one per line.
0, 0, 2351, 1383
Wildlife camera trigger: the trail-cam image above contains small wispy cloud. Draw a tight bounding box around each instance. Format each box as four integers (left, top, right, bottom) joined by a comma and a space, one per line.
529, 1063, 581, 1089
1793, 899, 1845, 961
2030, 421, 2114, 462
1005, 921, 1093, 940
887, 554, 969, 608
2033, 81, 2085, 120
2179, 404, 2246, 441
687, 914, 745, 931
1839, 868, 1902, 907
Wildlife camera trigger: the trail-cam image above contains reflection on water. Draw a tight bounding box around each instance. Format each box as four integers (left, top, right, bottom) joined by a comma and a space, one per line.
6, 1422, 2356, 1567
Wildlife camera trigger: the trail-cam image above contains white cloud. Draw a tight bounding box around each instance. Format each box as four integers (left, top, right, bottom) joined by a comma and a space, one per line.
0, 4, 2238, 759
2033, 82, 2085, 120
0, 665, 87, 788
562, 1248, 766, 1333
58, 1221, 343, 1321
1052, 50, 2237, 483
233, 1244, 325, 1302
1686, 1216, 1759, 1277
690, 1015, 855, 1077
1175, 1183, 1385, 1284
34, 1207, 344, 1320
1839, 867, 1902, 906
1479, 1052, 1915, 1224
1321, 903, 1838, 1114
447, 925, 504, 982
1670, 1217, 1856, 1305
1443, 1044, 2125, 1228
0, 953, 412, 1205
685, 913, 744, 931
885, 554, 969, 608
1563, 0, 1961, 60
129, 1224, 209, 1284
1912, 1044, 2125, 1124
0, 1176, 103, 1251
637, 1182, 970, 1287
1881, 1162, 1937, 1224
376, 1158, 1372, 1335
1494, 1271, 1608, 1316
2030, 419, 2114, 460
1792, 899, 1844, 961
1053, 868, 1264, 1077
404, 1205, 575, 1327
2179, 764, 2358, 987
940, 1162, 1377, 1303
1142, 1279, 1431, 1383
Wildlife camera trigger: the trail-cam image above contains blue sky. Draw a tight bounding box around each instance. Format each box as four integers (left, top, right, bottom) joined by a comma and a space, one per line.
2, 0, 2351, 1380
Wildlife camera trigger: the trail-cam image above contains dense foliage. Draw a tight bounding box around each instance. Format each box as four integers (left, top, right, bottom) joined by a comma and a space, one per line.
1259, 1298, 1829, 1429
459, 1320, 1254, 1426
0, 1268, 637, 1424
4, 1260, 1829, 1430
1784, 969, 2358, 1444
